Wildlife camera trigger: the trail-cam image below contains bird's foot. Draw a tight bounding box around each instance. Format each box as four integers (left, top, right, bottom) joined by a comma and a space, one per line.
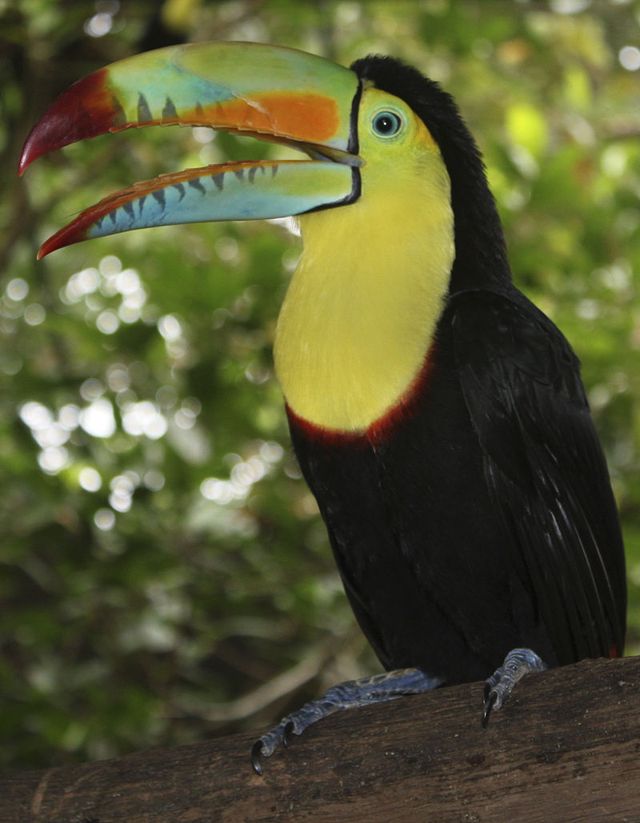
482, 647, 546, 727
251, 667, 441, 774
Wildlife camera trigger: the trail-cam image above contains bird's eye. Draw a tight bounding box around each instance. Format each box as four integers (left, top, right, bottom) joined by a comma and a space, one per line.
372, 110, 402, 138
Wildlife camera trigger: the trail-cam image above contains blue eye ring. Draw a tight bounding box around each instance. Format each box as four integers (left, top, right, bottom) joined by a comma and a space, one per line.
372, 110, 403, 137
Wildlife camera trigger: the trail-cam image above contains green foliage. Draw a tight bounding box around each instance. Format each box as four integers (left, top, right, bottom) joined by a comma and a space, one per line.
1, 0, 639, 768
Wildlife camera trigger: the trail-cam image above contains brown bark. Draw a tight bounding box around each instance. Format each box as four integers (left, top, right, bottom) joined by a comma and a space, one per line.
3, 656, 640, 823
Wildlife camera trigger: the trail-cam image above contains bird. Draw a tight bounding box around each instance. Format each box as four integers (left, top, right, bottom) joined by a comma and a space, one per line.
20, 42, 626, 774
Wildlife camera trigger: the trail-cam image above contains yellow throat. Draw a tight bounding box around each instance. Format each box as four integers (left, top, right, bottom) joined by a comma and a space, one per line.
274, 87, 455, 433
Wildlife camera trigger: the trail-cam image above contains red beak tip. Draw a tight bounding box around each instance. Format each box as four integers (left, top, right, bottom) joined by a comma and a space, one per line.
18, 151, 30, 177
18, 129, 47, 176
37, 237, 58, 260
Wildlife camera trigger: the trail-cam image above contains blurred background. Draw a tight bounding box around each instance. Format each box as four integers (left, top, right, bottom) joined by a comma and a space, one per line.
1, 0, 639, 769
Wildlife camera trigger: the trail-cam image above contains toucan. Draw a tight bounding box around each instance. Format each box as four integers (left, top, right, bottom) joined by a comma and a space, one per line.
20, 42, 626, 774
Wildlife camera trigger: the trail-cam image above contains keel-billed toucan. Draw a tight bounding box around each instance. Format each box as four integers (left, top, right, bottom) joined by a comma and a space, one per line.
20, 42, 626, 772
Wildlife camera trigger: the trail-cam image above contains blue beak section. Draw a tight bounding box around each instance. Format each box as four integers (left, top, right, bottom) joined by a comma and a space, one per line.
39, 159, 359, 258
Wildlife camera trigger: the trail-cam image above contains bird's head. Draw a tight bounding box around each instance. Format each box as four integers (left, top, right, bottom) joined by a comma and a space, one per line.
19, 41, 502, 285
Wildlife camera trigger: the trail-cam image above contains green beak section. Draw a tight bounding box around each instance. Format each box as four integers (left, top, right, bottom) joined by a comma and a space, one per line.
19, 42, 362, 257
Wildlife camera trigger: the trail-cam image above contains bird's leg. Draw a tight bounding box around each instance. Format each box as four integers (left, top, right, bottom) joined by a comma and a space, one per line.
482, 647, 546, 727
251, 667, 442, 774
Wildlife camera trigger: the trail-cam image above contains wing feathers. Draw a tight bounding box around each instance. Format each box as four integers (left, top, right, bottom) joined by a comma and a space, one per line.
451, 289, 626, 664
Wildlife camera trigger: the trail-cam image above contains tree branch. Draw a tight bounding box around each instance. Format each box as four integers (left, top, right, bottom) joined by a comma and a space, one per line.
4, 656, 639, 823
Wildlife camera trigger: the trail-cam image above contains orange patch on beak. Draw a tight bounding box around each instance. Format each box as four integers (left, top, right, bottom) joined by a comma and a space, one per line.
194, 92, 340, 143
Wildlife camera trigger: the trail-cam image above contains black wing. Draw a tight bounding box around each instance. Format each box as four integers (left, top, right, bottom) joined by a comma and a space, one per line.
450, 288, 626, 665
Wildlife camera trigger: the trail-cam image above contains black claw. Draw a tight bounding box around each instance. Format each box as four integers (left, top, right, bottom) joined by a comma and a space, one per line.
251, 739, 264, 775
482, 691, 497, 728
283, 720, 295, 748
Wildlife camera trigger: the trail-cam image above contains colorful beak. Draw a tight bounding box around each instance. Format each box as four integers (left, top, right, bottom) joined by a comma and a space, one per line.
19, 42, 362, 258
